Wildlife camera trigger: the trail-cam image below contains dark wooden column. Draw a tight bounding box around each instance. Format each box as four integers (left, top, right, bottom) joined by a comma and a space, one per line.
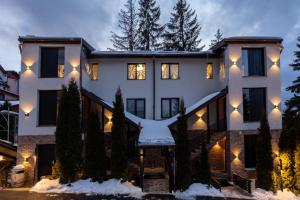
206, 104, 210, 143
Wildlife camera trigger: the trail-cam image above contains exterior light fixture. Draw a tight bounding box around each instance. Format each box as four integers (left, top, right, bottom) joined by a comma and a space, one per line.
24, 112, 30, 118
274, 61, 277, 66
233, 61, 237, 65
233, 106, 238, 112
25, 157, 30, 163
25, 65, 32, 71
0, 155, 3, 161
72, 66, 77, 72
274, 104, 279, 110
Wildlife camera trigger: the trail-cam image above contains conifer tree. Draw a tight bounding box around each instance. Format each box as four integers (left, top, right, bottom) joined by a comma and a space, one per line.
85, 107, 106, 182
256, 111, 273, 190
209, 28, 223, 48
111, 0, 138, 51
162, 0, 204, 51
195, 142, 211, 185
137, 0, 164, 50
111, 87, 128, 180
175, 98, 191, 191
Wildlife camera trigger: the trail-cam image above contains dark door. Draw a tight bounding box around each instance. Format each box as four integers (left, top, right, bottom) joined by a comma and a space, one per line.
37, 144, 55, 180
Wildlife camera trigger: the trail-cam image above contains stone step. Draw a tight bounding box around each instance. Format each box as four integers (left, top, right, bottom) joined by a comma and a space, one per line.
143, 178, 169, 193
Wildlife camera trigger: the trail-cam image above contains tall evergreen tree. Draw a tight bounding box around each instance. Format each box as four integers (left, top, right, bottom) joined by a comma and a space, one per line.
256, 111, 274, 190
85, 107, 106, 182
175, 98, 191, 191
195, 142, 211, 185
162, 0, 204, 51
111, 87, 128, 180
137, 0, 164, 50
110, 0, 138, 51
209, 28, 223, 48
55, 86, 69, 183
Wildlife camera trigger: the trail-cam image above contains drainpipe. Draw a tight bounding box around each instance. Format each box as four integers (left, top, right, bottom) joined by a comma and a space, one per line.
152, 56, 156, 120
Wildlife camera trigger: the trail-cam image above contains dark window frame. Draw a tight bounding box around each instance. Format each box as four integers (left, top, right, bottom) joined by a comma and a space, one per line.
242, 87, 266, 122
38, 90, 59, 126
161, 63, 180, 80
40, 47, 65, 78
242, 48, 266, 77
244, 134, 257, 169
161, 98, 180, 119
126, 98, 146, 119
127, 63, 146, 80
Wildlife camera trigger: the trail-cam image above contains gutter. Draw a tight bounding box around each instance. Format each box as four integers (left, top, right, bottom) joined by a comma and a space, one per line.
152, 56, 156, 120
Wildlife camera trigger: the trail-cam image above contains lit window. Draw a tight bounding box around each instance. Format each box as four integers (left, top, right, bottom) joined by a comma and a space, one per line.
58, 64, 64, 78
91, 63, 98, 80
206, 63, 213, 79
161, 64, 179, 80
128, 64, 146, 80
219, 63, 225, 79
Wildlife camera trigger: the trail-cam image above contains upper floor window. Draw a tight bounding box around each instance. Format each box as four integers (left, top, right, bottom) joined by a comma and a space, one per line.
91, 63, 98, 80
128, 63, 146, 80
242, 48, 265, 76
41, 47, 64, 78
161, 98, 179, 119
244, 134, 257, 168
219, 62, 225, 79
206, 63, 213, 79
38, 90, 58, 126
161, 63, 179, 80
126, 98, 145, 118
243, 88, 266, 122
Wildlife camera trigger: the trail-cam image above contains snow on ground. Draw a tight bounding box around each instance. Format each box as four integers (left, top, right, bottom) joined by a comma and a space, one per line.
253, 189, 300, 200
30, 178, 143, 198
174, 183, 224, 199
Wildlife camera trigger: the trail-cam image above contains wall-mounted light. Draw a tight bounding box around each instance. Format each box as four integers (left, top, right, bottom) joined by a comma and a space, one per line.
0, 155, 4, 161
25, 65, 32, 71
233, 61, 237, 65
273, 104, 279, 110
24, 112, 30, 118
72, 66, 77, 72
108, 116, 112, 124
233, 106, 239, 112
25, 157, 30, 163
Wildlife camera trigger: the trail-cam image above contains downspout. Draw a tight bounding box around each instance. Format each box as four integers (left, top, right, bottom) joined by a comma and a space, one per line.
152, 56, 156, 120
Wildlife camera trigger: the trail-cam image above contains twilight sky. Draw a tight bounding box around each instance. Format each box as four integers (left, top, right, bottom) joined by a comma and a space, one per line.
0, 0, 299, 102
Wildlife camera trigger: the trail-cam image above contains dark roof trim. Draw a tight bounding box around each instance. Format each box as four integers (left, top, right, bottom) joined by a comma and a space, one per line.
18, 36, 95, 51
210, 36, 283, 51
81, 88, 139, 128
168, 87, 228, 128
0, 89, 19, 97
89, 51, 219, 59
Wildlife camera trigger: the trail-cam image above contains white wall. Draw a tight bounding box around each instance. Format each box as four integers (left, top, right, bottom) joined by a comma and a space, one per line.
226, 43, 282, 131
19, 43, 81, 136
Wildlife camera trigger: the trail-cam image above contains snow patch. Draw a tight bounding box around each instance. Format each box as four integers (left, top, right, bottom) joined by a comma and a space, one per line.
30, 178, 143, 197
174, 183, 224, 199
253, 188, 300, 200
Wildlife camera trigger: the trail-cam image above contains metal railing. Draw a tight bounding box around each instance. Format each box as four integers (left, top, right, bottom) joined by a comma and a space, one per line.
233, 173, 252, 194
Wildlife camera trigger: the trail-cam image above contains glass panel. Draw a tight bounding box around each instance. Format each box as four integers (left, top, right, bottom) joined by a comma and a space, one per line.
171, 98, 179, 116
161, 64, 169, 79
162, 99, 170, 118
206, 63, 213, 79
136, 99, 145, 118
58, 64, 64, 78
39, 90, 57, 126
91, 63, 98, 80
242, 49, 248, 76
136, 64, 146, 80
243, 88, 266, 121
128, 64, 137, 79
170, 64, 179, 79
127, 99, 135, 115
244, 135, 257, 168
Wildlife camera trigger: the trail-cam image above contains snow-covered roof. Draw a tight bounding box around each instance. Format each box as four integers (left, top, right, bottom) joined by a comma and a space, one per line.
0, 110, 18, 115
0, 100, 19, 106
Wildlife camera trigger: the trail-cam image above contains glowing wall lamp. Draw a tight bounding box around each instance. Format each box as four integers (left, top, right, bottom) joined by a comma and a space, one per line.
24, 112, 30, 118
0, 155, 4, 161
232, 61, 237, 65
233, 106, 239, 112
273, 104, 279, 110
25, 65, 32, 71
72, 66, 77, 72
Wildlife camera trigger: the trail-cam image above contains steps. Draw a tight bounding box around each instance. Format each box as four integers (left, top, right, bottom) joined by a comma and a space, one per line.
143, 178, 169, 193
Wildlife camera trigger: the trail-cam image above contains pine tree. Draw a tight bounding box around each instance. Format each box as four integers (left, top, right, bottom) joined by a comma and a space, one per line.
256, 111, 273, 190
162, 0, 204, 51
55, 85, 69, 183
195, 142, 211, 185
110, 0, 138, 51
137, 0, 164, 50
175, 98, 191, 191
66, 79, 82, 183
111, 87, 128, 181
209, 28, 223, 48
85, 107, 106, 182
286, 36, 300, 95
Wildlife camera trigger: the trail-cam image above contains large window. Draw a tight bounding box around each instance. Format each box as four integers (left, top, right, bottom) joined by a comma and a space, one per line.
206, 63, 213, 79
91, 63, 98, 80
161, 98, 179, 119
128, 63, 146, 80
242, 48, 265, 76
244, 134, 257, 169
161, 63, 179, 80
41, 47, 64, 78
243, 88, 266, 122
126, 98, 145, 118
38, 90, 58, 126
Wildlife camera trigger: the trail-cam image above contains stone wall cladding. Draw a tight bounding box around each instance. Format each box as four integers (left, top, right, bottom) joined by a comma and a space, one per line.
17, 135, 55, 186
227, 129, 281, 179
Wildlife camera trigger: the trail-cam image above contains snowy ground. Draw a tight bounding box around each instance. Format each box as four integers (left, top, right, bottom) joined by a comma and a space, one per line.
174, 183, 224, 199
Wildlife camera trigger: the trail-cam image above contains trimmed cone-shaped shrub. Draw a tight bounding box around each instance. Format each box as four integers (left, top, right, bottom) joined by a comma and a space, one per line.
195, 142, 211, 185
111, 87, 128, 181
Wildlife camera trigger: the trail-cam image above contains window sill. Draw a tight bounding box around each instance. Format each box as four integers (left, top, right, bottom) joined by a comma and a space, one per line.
242, 75, 266, 78
36, 125, 56, 127
245, 168, 256, 171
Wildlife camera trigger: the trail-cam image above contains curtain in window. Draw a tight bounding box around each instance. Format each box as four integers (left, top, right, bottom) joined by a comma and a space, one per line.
41, 48, 59, 78
248, 48, 264, 76
250, 88, 265, 120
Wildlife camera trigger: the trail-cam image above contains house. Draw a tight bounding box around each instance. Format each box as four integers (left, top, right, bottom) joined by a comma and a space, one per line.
0, 65, 19, 101
17, 36, 282, 192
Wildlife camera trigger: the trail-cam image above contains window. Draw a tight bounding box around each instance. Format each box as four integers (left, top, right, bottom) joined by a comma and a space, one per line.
161, 98, 179, 118
242, 48, 265, 76
206, 63, 213, 79
244, 135, 257, 168
161, 63, 179, 80
243, 88, 266, 122
219, 62, 225, 79
38, 90, 58, 126
128, 63, 146, 80
126, 98, 145, 118
91, 63, 98, 80
41, 47, 64, 78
